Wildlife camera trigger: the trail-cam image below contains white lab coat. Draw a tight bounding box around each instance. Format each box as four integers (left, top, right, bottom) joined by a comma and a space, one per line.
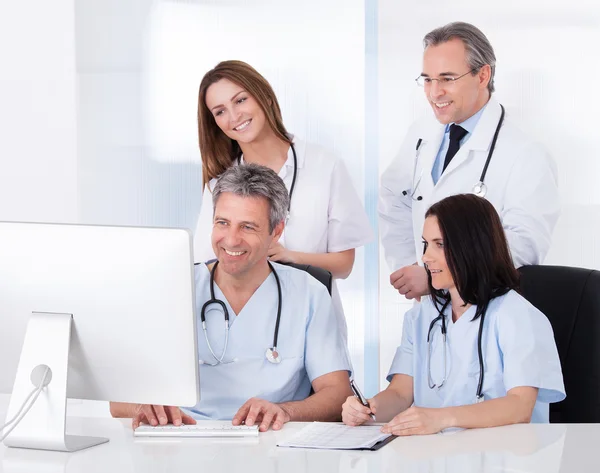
193, 135, 374, 341
379, 99, 560, 271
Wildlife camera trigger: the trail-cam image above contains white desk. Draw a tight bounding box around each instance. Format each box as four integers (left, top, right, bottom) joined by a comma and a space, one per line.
1, 410, 599, 472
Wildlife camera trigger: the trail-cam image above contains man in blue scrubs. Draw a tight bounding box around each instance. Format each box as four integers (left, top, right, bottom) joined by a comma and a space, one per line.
110, 164, 352, 431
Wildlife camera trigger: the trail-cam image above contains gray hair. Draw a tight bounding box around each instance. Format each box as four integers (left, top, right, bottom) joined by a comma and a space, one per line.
212, 163, 289, 233
423, 22, 496, 94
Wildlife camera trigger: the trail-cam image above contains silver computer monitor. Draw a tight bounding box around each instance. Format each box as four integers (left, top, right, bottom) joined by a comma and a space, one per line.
0, 222, 199, 452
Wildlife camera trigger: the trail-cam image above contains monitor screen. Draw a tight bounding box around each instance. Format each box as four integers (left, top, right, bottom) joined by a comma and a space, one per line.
0, 222, 199, 408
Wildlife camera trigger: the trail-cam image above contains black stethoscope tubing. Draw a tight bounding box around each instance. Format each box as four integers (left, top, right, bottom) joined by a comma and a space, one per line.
428, 299, 486, 401
478, 104, 505, 186
202, 260, 229, 323
270, 262, 283, 350
427, 299, 450, 343
411, 104, 506, 200
475, 309, 486, 401
201, 260, 283, 359
237, 142, 298, 220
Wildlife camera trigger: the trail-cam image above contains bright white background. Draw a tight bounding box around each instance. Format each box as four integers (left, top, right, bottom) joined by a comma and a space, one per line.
377, 0, 600, 387
1, 0, 370, 410
1, 0, 599, 407
76, 0, 368, 392
0, 0, 81, 410
0, 0, 77, 224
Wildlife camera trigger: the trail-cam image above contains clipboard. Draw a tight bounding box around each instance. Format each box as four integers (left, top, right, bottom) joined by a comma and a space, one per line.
277, 423, 398, 451
354, 434, 397, 451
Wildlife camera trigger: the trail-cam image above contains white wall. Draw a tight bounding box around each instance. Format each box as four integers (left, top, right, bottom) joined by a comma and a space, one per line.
75, 0, 203, 229
4, 0, 597, 408
0, 0, 370, 417
0, 0, 103, 414
377, 0, 600, 388
75, 0, 369, 387
0, 0, 77, 224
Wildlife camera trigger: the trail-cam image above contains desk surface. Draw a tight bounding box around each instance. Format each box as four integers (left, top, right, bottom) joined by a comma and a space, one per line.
1, 413, 598, 472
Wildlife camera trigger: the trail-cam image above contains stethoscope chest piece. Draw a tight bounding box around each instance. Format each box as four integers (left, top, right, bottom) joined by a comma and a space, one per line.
472, 181, 487, 198
265, 348, 281, 364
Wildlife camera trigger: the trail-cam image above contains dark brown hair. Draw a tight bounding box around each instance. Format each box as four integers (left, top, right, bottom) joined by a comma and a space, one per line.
197, 60, 291, 188
425, 194, 519, 320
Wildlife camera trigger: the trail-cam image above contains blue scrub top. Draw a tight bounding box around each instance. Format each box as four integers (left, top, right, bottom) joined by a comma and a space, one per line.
185, 262, 351, 420
387, 291, 565, 423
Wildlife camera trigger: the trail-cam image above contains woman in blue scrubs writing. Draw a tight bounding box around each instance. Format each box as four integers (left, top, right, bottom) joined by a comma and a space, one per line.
342, 194, 565, 434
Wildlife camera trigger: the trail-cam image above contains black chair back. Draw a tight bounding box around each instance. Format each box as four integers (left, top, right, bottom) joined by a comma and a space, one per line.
518, 265, 600, 423
197, 260, 333, 296
281, 262, 333, 295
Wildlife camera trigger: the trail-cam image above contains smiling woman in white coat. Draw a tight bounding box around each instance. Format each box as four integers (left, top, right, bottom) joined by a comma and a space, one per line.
378, 22, 560, 301
193, 60, 373, 342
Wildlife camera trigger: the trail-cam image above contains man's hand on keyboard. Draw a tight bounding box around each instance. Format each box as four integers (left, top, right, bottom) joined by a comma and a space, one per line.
232, 398, 291, 432
131, 405, 197, 430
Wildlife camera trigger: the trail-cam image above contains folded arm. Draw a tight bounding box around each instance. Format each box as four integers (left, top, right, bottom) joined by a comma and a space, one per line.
443, 387, 538, 429
382, 386, 538, 436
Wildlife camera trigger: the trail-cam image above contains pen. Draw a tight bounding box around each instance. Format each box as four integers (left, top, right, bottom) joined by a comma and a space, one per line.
350, 379, 376, 421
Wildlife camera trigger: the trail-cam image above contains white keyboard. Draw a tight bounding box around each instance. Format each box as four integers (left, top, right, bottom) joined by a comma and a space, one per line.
134, 421, 259, 438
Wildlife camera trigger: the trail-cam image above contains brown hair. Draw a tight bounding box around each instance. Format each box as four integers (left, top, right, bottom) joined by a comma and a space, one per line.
424, 194, 519, 320
197, 60, 291, 188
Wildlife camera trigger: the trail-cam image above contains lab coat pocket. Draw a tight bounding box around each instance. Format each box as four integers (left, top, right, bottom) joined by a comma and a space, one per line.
393, 173, 415, 207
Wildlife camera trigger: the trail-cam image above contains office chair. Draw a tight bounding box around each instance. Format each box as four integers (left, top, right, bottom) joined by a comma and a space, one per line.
280, 262, 333, 296
196, 260, 333, 296
518, 265, 600, 423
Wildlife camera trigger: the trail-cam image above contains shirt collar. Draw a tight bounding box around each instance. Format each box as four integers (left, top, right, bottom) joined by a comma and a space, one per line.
444, 102, 489, 135
238, 134, 302, 170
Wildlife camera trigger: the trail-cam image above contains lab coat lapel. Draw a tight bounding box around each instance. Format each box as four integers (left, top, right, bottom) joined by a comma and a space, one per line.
410, 124, 444, 250
437, 99, 502, 182
417, 125, 445, 199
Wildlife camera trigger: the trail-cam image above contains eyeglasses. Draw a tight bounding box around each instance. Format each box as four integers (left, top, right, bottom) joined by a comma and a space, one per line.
415, 68, 479, 87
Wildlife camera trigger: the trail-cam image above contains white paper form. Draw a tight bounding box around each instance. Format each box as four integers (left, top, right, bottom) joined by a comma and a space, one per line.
277, 423, 392, 450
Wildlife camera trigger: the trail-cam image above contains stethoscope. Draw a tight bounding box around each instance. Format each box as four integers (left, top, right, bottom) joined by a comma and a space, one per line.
426, 298, 487, 403
404, 104, 505, 201
200, 260, 283, 365
237, 143, 298, 224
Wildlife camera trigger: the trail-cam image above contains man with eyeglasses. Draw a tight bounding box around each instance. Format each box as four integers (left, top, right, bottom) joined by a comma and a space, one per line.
379, 21, 559, 300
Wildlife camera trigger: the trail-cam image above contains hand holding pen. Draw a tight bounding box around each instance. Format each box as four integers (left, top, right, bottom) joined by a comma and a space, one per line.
342, 379, 376, 426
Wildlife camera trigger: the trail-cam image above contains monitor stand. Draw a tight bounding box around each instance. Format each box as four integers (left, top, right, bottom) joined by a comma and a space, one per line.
2, 312, 109, 452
